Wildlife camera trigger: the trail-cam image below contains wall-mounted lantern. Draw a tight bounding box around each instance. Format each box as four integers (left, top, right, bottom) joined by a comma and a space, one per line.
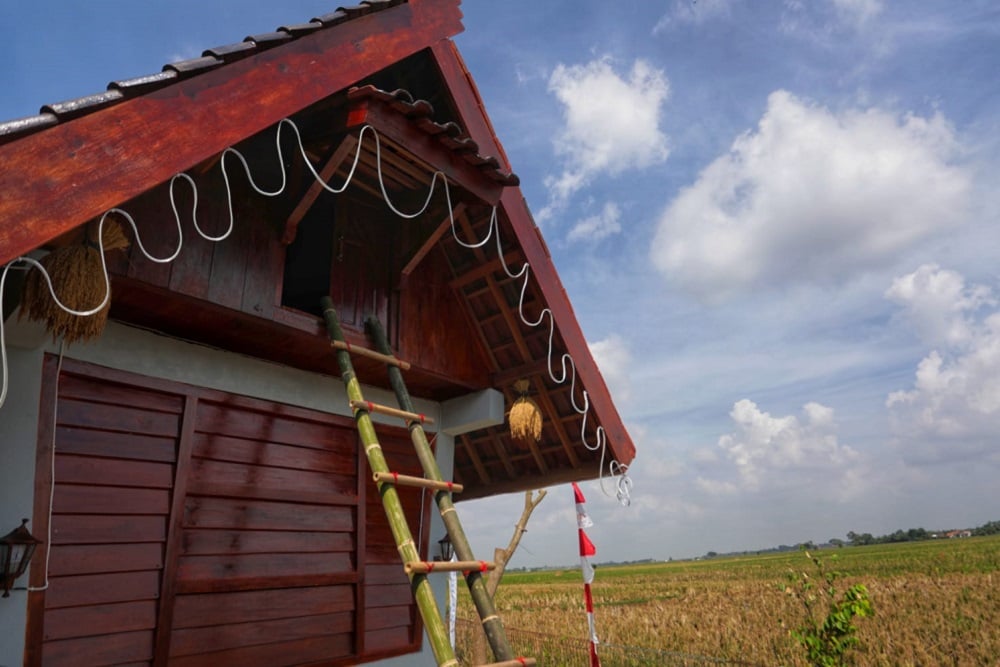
436, 534, 454, 562
1, 519, 42, 597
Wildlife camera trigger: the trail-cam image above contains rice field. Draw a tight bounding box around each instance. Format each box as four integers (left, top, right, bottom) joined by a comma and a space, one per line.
456, 535, 1000, 666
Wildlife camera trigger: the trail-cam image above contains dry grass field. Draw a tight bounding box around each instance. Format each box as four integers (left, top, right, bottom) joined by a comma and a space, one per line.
456, 535, 1000, 665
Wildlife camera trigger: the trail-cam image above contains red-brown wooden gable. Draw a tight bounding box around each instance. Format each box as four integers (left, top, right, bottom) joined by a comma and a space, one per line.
0, 0, 463, 267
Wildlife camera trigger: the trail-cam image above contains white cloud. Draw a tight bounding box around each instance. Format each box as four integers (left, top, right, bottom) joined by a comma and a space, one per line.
568, 202, 622, 243
698, 399, 861, 495
886, 267, 1000, 462
542, 57, 669, 218
588, 333, 632, 403
831, 0, 883, 27
653, 0, 734, 33
885, 263, 995, 348
651, 90, 970, 300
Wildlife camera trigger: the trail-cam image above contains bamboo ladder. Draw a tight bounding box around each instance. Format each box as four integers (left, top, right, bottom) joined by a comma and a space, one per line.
321, 297, 533, 667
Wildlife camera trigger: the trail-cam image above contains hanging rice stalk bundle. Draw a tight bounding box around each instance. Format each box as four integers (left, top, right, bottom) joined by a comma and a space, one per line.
509, 378, 543, 442
20, 218, 130, 344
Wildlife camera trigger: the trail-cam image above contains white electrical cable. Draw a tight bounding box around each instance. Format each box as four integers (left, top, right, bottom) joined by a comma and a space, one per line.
0, 117, 633, 506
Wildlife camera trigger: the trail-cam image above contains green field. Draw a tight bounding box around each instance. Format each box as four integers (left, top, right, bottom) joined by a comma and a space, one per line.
457, 535, 1000, 665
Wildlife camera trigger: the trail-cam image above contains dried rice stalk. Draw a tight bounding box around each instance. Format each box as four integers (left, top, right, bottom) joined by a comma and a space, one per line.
20, 219, 130, 345
509, 379, 542, 442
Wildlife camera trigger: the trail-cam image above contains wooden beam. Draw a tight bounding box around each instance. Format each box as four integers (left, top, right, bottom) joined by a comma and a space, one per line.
0, 0, 464, 265
448, 249, 524, 290
458, 434, 491, 485
153, 395, 199, 666
345, 98, 504, 205
281, 134, 358, 244
400, 202, 466, 284
530, 379, 581, 469
491, 359, 551, 388
458, 464, 602, 502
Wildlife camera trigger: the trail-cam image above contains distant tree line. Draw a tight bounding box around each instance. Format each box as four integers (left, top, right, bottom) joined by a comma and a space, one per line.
843, 519, 999, 546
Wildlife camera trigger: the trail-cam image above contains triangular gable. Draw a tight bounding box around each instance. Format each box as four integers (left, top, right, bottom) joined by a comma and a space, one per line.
0, 0, 462, 266
0, 0, 636, 500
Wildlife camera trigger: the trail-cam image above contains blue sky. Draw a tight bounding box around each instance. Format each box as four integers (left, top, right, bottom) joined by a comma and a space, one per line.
3, 1, 999, 565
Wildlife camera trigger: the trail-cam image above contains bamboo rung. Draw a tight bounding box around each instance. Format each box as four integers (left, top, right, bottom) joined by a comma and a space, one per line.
482, 659, 537, 667
405, 560, 495, 575
373, 471, 463, 493
349, 399, 435, 425
331, 339, 411, 370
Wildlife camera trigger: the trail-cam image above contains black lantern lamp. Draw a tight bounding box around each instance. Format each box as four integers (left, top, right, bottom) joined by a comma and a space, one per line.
436, 534, 454, 562
1, 519, 42, 597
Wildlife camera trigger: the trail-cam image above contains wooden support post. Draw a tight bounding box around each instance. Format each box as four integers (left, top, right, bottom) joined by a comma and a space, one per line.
321, 298, 456, 667
366, 315, 516, 663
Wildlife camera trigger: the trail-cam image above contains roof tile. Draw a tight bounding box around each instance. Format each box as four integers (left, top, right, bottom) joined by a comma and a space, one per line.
0, 113, 58, 145
163, 55, 225, 78
109, 71, 179, 97
245, 31, 295, 51
203, 41, 258, 64
42, 90, 124, 121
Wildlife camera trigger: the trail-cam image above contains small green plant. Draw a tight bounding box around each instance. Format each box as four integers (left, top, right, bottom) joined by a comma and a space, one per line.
784, 549, 874, 666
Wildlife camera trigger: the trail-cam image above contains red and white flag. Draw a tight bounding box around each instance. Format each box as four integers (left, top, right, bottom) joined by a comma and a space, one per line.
572, 482, 601, 666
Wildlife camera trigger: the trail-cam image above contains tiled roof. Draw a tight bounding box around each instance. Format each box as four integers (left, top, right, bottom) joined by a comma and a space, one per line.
347, 85, 519, 187
0, 1, 406, 146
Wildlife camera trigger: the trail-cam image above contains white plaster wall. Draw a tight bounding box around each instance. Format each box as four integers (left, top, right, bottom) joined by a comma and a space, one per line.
0, 319, 462, 667
0, 342, 44, 667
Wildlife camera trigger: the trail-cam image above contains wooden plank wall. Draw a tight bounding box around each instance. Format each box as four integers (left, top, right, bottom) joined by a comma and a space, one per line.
40, 367, 182, 666
167, 396, 362, 666
30, 359, 425, 666
362, 432, 427, 656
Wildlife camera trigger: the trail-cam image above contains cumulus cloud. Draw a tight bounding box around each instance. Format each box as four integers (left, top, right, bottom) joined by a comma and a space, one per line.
651, 90, 970, 300
542, 57, 669, 218
885, 264, 995, 348
886, 266, 1000, 463
568, 202, 622, 243
588, 333, 633, 403
697, 399, 861, 495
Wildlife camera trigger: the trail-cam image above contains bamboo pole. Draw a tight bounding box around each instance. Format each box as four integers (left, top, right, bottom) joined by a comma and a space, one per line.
349, 399, 435, 425
366, 315, 517, 663
373, 471, 463, 493
321, 299, 456, 667
331, 339, 411, 370
405, 560, 495, 575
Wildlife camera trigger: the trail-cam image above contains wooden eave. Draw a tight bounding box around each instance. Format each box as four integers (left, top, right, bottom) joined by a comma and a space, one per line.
0, 0, 463, 267
428, 40, 637, 497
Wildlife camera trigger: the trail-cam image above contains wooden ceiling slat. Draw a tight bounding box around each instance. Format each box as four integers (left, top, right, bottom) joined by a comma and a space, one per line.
458, 433, 490, 485
487, 433, 517, 479
530, 378, 581, 469
448, 250, 523, 290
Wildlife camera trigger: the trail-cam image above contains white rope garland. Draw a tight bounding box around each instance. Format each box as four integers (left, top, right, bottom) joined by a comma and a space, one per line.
0, 118, 633, 506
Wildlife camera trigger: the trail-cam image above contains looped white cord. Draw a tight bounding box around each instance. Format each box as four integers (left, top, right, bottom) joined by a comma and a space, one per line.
0, 117, 636, 506
609, 461, 632, 506
445, 205, 635, 504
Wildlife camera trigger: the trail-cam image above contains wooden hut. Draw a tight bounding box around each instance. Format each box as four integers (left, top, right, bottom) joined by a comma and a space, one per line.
0, 1, 636, 665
